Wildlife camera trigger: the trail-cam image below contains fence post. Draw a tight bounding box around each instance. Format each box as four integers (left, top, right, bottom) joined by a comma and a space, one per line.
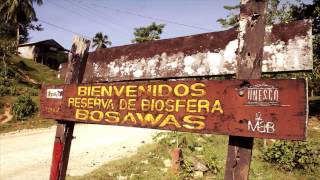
50, 36, 90, 180
224, 0, 267, 179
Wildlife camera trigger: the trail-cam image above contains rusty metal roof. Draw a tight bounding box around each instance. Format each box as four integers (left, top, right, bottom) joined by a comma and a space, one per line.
18, 39, 67, 51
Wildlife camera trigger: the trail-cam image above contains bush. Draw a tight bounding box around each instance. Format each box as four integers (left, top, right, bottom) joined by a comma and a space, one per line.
0, 85, 16, 96
0, 85, 9, 96
0, 66, 22, 82
262, 141, 320, 172
0, 77, 17, 96
154, 132, 220, 178
12, 94, 38, 120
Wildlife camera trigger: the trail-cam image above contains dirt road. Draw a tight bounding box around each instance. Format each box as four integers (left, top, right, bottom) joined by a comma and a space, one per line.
0, 124, 159, 180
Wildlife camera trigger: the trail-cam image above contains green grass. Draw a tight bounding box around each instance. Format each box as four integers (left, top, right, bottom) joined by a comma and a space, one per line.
0, 54, 62, 133
9, 54, 63, 85
0, 95, 56, 133
68, 143, 180, 180
68, 118, 320, 180
0, 114, 56, 133
248, 121, 320, 180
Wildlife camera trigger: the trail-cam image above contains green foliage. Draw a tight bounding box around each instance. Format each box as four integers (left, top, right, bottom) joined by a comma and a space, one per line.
310, 34, 320, 95
0, 54, 62, 133
216, 0, 295, 28
12, 94, 38, 120
0, 61, 23, 84
0, 0, 43, 43
1, 20, 18, 83
92, 32, 112, 49
223, 5, 240, 10
0, 27, 16, 53
216, 15, 239, 28
201, 146, 220, 174
266, 0, 281, 24
26, 88, 38, 96
262, 141, 320, 172
0, 76, 17, 96
0, 0, 43, 24
68, 120, 320, 179
180, 159, 195, 179
155, 132, 220, 178
0, 85, 17, 96
268, 0, 320, 95
132, 22, 165, 43
216, 4, 240, 28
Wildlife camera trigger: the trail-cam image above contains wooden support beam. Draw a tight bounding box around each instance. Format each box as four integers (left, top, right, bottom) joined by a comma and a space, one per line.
224, 0, 267, 180
50, 36, 90, 180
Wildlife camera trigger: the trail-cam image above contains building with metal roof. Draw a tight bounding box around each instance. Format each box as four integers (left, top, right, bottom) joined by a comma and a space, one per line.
18, 39, 68, 70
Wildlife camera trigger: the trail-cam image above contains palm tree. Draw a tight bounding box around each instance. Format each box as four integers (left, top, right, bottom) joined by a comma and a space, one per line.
0, 0, 43, 44
92, 32, 112, 49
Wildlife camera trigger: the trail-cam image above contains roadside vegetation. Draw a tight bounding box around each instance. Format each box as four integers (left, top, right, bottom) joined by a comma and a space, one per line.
0, 54, 62, 133
68, 117, 319, 180
0, 0, 63, 133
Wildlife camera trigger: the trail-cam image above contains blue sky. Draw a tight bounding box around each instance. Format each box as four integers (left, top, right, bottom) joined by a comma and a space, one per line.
29, 0, 312, 50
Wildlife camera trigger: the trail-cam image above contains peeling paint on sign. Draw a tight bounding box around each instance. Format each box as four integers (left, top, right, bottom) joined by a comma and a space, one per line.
99, 40, 239, 79
262, 24, 313, 72
75, 20, 312, 83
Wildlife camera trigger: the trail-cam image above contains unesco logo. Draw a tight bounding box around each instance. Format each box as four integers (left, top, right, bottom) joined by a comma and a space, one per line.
245, 83, 279, 106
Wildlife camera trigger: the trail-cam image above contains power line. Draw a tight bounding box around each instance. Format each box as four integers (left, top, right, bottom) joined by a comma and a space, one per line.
74, 0, 215, 32
38, 19, 91, 39
64, 0, 130, 34
46, 1, 108, 28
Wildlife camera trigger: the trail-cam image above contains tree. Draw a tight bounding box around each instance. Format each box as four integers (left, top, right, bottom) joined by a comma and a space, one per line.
217, 0, 320, 95
0, 38, 16, 80
0, 0, 43, 44
132, 22, 165, 43
217, 0, 288, 27
216, 5, 240, 28
92, 32, 112, 49
0, 20, 17, 79
286, 0, 320, 95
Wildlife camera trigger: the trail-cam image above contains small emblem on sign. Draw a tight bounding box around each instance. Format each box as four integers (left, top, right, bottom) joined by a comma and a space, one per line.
47, 89, 63, 99
246, 83, 279, 106
248, 112, 275, 134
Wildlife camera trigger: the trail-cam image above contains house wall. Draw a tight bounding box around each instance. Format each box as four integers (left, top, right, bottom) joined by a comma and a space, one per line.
18, 45, 35, 59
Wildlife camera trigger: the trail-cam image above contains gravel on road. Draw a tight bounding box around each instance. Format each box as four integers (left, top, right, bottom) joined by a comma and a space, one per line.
0, 124, 159, 180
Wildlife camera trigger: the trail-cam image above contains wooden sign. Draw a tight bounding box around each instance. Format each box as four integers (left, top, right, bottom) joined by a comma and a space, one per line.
40, 79, 307, 140
72, 20, 312, 83
47, 1, 311, 179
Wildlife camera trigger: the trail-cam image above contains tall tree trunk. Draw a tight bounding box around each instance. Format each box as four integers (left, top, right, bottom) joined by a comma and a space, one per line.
2, 53, 7, 80
16, 24, 20, 46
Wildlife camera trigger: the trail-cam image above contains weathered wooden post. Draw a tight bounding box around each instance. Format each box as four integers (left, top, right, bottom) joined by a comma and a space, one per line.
49, 36, 90, 180
171, 147, 182, 173
224, 0, 267, 179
